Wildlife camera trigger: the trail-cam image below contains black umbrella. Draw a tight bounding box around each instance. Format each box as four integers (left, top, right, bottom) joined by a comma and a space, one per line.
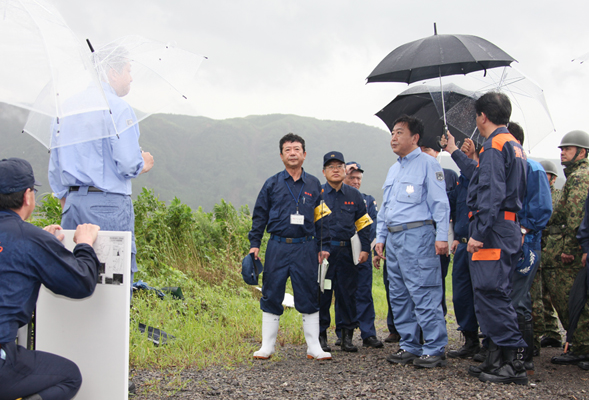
367, 23, 515, 132
564, 266, 588, 352
376, 83, 482, 151
367, 26, 515, 84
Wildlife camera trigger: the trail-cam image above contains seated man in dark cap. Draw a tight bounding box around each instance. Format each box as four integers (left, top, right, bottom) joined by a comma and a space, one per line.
0, 158, 101, 400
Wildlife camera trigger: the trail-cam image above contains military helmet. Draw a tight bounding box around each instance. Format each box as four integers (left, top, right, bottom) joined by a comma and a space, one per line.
558, 130, 589, 149
539, 160, 558, 177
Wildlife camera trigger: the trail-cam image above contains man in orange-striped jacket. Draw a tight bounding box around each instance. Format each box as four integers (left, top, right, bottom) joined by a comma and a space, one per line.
465, 92, 528, 385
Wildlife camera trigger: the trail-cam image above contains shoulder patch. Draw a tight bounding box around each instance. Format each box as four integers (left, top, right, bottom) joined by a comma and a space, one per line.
436, 171, 445, 181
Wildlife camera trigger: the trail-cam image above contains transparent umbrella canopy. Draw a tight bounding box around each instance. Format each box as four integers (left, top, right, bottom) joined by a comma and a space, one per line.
0, 0, 112, 149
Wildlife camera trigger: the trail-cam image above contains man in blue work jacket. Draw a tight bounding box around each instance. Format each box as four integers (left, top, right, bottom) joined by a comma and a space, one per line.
375, 115, 450, 368
318, 153, 372, 352
49, 45, 154, 288
508, 122, 552, 373
0, 158, 101, 400
465, 92, 529, 385
248, 133, 331, 360
331, 161, 383, 349
441, 136, 482, 359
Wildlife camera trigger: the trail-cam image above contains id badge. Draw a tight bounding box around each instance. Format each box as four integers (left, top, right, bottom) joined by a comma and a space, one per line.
290, 213, 304, 225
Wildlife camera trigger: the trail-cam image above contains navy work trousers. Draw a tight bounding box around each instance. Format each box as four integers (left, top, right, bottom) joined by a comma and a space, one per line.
320, 246, 358, 332
0, 341, 81, 400
452, 242, 479, 332
260, 239, 319, 315
469, 218, 526, 347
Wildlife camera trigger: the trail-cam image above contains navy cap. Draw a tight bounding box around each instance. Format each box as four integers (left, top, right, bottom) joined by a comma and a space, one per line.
241, 253, 264, 285
345, 161, 364, 173
323, 151, 345, 167
0, 158, 40, 195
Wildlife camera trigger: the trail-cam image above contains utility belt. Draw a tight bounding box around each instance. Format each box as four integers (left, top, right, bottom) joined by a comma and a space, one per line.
69, 186, 103, 193
330, 240, 351, 247
388, 220, 433, 233
270, 234, 314, 244
468, 210, 517, 222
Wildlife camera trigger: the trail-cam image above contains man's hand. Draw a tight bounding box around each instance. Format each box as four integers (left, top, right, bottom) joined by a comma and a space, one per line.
435, 241, 449, 256
318, 251, 330, 264
141, 151, 154, 174
73, 223, 100, 246
467, 238, 484, 254
583, 253, 587, 267
441, 131, 459, 154
461, 138, 476, 159
249, 247, 260, 260
373, 255, 382, 269
358, 251, 369, 265
375, 242, 385, 258
43, 224, 64, 241
345, 163, 358, 175
451, 239, 459, 254
561, 253, 575, 264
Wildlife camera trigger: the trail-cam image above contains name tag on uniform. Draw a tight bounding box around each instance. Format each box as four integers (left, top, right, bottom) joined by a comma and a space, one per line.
290, 213, 304, 225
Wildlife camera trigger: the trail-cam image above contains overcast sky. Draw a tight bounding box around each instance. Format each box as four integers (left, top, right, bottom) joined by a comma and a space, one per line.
51, 0, 589, 160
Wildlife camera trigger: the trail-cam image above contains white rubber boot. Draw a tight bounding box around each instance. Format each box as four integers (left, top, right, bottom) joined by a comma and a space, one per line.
302, 312, 332, 360
253, 312, 280, 359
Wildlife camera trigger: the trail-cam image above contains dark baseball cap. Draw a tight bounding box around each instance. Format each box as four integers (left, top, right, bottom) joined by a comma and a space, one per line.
0, 158, 40, 194
323, 151, 345, 167
345, 161, 364, 173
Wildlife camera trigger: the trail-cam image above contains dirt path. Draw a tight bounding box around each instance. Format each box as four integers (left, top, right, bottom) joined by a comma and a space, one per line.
130, 325, 589, 399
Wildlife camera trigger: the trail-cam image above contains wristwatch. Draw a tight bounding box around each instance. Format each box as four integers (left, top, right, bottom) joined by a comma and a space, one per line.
521, 227, 527, 235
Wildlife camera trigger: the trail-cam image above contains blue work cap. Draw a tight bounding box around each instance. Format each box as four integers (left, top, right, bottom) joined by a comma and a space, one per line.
0, 158, 40, 194
242, 253, 264, 285
323, 151, 345, 167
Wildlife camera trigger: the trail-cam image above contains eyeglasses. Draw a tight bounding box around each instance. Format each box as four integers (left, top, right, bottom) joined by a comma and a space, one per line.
325, 164, 345, 171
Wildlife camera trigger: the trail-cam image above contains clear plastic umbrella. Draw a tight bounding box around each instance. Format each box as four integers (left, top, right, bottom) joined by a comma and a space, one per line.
0, 0, 111, 149
91, 35, 207, 130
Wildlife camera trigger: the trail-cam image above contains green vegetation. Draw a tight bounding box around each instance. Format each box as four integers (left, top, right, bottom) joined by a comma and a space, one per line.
31, 190, 454, 370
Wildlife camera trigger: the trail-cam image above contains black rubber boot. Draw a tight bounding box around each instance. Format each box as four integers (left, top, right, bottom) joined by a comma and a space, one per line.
319, 330, 331, 352
448, 330, 480, 359
341, 328, 358, 352
478, 346, 528, 385
468, 339, 502, 377
518, 315, 534, 374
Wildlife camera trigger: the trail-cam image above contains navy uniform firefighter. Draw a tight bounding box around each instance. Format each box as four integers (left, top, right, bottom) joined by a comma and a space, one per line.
464, 92, 529, 385
440, 135, 482, 359
505, 122, 552, 373
374, 115, 450, 368
248, 133, 331, 360
420, 144, 458, 316
0, 158, 101, 400
318, 154, 373, 352
333, 161, 383, 349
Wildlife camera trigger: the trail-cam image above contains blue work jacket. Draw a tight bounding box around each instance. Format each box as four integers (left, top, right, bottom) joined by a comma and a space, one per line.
467, 127, 528, 243
519, 159, 552, 248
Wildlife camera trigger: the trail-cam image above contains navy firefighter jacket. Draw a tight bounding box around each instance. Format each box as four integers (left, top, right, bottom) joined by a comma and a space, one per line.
0, 210, 100, 344
249, 169, 330, 252
467, 127, 528, 243
322, 183, 372, 253
449, 149, 477, 240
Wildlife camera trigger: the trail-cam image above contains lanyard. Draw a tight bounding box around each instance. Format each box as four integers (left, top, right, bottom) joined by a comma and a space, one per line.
285, 172, 305, 213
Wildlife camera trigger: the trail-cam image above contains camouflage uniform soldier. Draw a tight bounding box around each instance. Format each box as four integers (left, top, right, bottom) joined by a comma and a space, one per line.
544, 131, 589, 365
531, 160, 562, 353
